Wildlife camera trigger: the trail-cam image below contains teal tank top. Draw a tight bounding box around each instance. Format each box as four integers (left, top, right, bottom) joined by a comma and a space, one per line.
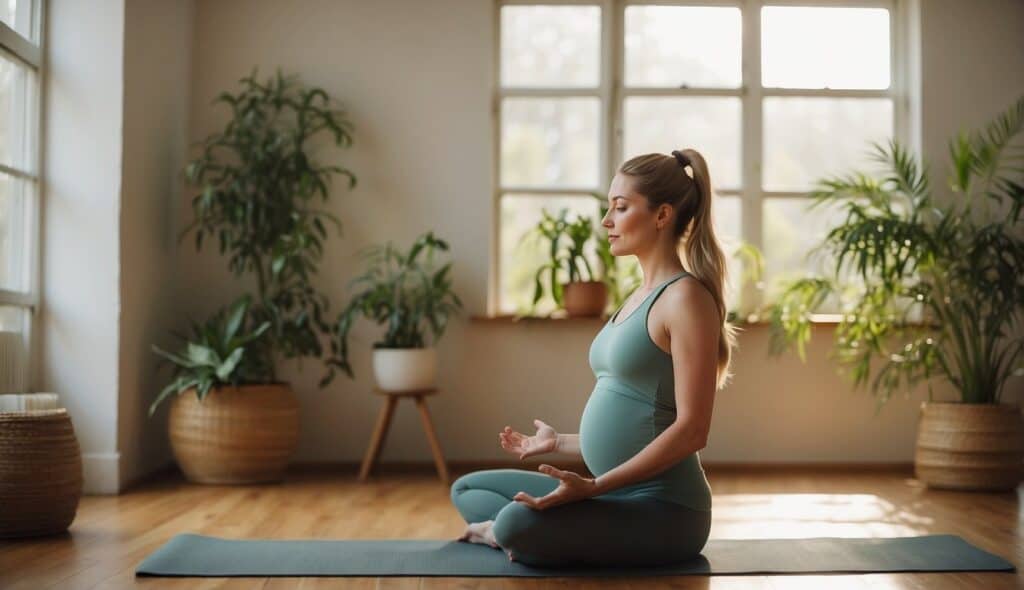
580, 270, 712, 512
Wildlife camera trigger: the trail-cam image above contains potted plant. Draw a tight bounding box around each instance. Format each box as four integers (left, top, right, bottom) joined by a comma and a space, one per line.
766, 96, 1024, 491
590, 192, 640, 314
150, 68, 356, 483
149, 296, 299, 483
328, 231, 463, 392
521, 207, 609, 318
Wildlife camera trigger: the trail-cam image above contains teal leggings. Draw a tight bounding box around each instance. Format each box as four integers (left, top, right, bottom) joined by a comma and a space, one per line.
450, 468, 711, 567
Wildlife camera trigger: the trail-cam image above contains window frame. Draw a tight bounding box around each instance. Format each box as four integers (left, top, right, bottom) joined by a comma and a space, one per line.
491, 0, 907, 317
0, 0, 45, 390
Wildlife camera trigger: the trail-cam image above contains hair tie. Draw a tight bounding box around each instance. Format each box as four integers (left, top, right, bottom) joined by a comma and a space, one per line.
671, 150, 691, 169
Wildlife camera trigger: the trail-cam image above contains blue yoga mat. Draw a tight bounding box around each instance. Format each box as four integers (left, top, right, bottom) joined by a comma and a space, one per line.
135, 533, 1015, 577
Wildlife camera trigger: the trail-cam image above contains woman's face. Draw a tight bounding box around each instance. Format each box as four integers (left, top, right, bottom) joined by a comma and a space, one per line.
601, 173, 669, 255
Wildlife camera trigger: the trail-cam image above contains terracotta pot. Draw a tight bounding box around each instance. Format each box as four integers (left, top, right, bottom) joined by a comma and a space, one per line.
0, 409, 83, 538
914, 401, 1024, 491
372, 347, 437, 392
168, 384, 299, 484
562, 281, 608, 318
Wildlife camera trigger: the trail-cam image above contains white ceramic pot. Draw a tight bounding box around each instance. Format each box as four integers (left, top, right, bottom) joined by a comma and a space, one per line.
372, 347, 438, 392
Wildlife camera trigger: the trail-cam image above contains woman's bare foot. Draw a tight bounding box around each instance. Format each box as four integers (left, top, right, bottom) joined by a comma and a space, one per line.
456, 520, 500, 549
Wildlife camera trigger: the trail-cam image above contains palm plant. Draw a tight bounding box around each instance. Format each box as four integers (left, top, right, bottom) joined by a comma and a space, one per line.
767, 96, 1024, 413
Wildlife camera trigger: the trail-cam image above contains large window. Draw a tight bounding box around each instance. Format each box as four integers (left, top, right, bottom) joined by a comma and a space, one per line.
494, 0, 901, 317
0, 0, 42, 392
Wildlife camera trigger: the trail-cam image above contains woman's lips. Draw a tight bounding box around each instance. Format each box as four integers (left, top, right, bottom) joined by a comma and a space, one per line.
609, 235, 619, 241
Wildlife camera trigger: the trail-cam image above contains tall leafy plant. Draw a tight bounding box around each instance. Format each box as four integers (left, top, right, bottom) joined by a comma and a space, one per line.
182, 68, 356, 385
768, 96, 1024, 412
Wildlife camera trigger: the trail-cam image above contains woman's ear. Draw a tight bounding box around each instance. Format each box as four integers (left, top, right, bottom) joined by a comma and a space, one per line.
658, 203, 674, 227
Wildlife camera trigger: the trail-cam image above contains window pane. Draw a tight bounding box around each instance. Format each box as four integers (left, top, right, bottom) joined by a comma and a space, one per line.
762, 6, 890, 89
763, 198, 863, 313
501, 5, 600, 88
625, 6, 742, 88
712, 196, 742, 312
0, 173, 29, 292
763, 98, 893, 192
0, 305, 29, 393
624, 97, 741, 190
500, 194, 602, 315
501, 97, 600, 189
0, 54, 37, 172
0, 0, 36, 43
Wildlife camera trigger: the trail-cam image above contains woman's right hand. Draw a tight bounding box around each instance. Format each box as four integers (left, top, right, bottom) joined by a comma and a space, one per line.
499, 419, 559, 460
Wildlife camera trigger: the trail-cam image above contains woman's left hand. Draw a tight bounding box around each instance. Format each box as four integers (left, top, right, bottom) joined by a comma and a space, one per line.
513, 464, 599, 510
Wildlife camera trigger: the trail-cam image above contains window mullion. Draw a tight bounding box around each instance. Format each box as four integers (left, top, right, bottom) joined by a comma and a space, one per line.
0, 22, 40, 69
610, 0, 624, 184
600, 0, 615, 193
490, 0, 501, 316
0, 289, 37, 308
741, 0, 763, 316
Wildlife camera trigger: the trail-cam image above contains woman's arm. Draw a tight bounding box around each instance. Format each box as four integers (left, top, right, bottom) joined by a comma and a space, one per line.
591, 423, 704, 495
555, 433, 582, 457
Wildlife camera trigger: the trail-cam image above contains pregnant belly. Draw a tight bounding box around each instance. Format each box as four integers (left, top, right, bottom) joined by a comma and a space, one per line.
579, 384, 662, 477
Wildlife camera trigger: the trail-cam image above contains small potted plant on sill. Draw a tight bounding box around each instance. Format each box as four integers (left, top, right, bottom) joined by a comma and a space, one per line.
149, 68, 357, 483
766, 95, 1024, 491
591, 192, 639, 316
328, 231, 463, 392
520, 207, 609, 318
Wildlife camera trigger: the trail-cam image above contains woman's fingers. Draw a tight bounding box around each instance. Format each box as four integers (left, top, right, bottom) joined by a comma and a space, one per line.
538, 464, 562, 477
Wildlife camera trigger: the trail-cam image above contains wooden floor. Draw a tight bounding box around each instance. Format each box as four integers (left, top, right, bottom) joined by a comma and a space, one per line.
1, 465, 1020, 589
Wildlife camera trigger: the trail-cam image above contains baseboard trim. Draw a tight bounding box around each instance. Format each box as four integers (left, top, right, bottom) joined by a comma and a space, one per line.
288, 460, 914, 476
699, 461, 914, 473
119, 461, 179, 492
119, 459, 914, 492
82, 452, 121, 495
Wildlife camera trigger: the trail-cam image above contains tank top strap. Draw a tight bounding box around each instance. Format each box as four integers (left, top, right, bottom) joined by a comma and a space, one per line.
647, 270, 691, 307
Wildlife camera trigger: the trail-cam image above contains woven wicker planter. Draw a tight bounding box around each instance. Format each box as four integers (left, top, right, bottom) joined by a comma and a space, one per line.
915, 401, 1024, 491
0, 409, 83, 538
168, 384, 299, 484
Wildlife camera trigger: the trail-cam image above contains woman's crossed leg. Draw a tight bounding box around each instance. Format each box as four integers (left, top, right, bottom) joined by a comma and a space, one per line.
451, 468, 710, 567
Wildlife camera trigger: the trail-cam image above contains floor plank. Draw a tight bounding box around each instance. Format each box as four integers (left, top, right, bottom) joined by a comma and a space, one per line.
0, 466, 1018, 589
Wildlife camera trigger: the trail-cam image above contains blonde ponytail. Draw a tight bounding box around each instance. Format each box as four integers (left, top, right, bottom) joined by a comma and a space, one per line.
678, 149, 737, 390
619, 150, 738, 390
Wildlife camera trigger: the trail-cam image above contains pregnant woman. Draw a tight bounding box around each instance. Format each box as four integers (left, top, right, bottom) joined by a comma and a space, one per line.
450, 149, 738, 567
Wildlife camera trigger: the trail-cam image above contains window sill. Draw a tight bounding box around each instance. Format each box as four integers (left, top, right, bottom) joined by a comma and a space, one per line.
470, 313, 846, 326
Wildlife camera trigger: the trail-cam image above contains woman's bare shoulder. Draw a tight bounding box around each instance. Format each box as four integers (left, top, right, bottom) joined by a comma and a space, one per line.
655, 276, 719, 333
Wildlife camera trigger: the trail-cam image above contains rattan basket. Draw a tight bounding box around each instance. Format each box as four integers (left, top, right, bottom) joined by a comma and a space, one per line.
0, 408, 83, 538
915, 401, 1024, 491
168, 384, 299, 484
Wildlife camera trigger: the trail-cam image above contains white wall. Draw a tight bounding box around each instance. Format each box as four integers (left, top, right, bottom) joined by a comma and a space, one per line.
41, 0, 1024, 494
182, 0, 495, 463
41, 0, 125, 494
118, 0, 194, 490
41, 0, 193, 494
919, 0, 1024, 187
175, 0, 1021, 469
